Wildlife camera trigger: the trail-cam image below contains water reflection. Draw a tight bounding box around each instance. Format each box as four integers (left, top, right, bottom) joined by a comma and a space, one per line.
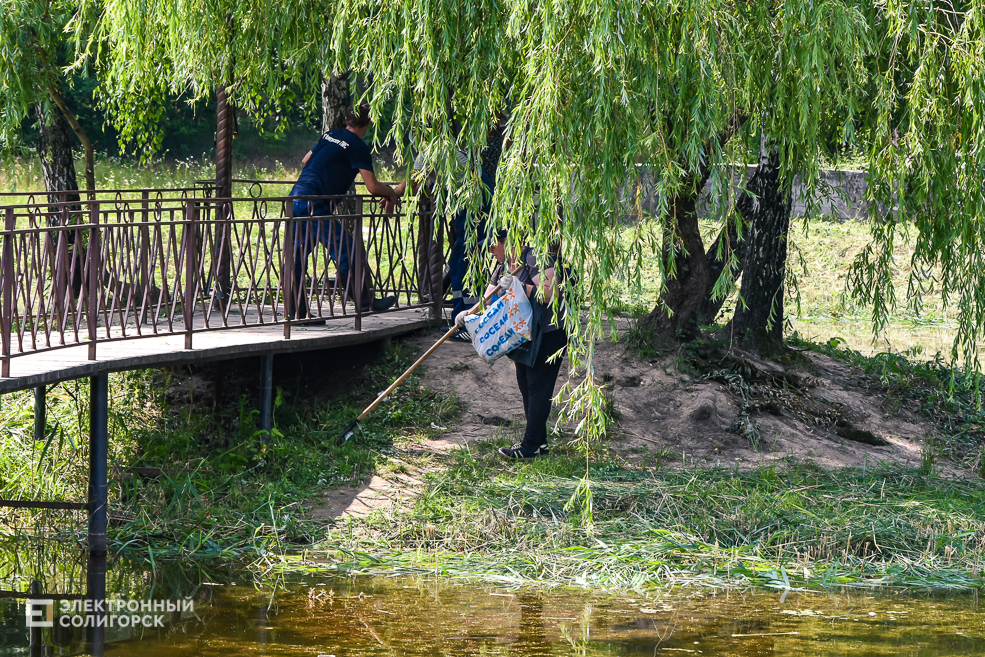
85, 553, 106, 657
0, 554, 983, 656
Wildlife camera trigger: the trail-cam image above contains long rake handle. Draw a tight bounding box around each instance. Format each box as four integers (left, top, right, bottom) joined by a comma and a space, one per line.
354, 265, 524, 422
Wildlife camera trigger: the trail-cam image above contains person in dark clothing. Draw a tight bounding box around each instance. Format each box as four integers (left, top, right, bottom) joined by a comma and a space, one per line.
457, 231, 566, 459
447, 162, 493, 338
290, 104, 399, 318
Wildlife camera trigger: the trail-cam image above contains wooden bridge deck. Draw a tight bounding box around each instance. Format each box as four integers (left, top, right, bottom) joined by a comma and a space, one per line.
0, 307, 432, 394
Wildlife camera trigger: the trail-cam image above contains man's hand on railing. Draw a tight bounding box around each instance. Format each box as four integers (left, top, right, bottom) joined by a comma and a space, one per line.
380, 196, 399, 215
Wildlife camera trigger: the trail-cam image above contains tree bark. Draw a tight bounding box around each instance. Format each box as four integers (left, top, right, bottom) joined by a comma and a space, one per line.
641, 112, 749, 341
37, 104, 84, 296
725, 146, 791, 357
37, 105, 81, 214
321, 72, 349, 133
47, 84, 95, 196
641, 180, 710, 341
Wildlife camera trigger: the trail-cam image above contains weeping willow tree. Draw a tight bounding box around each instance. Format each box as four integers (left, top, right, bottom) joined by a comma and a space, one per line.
78, 0, 985, 433
330, 0, 874, 423
1, 0, 95, 200
73, 0, 335, 152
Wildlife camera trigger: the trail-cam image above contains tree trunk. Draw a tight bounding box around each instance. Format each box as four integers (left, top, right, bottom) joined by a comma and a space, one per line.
725, 146, 791, 357
321, 72, 349, 133
37, 104, 84, 296
641, 112, 748, 342
641, 182, 710, 341
37, 105, 81, 214
46, 83, 95, 196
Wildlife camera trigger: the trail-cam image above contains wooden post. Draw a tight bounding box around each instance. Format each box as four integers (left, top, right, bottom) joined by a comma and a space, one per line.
184, 200, 197, 350
282, 199, 294, 340
353, 197, 363, 331
1, 207, 13, 378
87, 202, 100, 361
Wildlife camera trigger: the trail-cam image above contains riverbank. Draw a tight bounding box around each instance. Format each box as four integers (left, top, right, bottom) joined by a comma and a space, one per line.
2, 327, 984, 592
279, 327, 984, 592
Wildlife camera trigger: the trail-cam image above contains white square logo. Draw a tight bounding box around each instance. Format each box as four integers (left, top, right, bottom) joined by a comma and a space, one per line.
26, 599, 54, 628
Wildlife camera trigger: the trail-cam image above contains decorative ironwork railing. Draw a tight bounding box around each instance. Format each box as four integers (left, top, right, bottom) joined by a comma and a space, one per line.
0, 191, 444, 377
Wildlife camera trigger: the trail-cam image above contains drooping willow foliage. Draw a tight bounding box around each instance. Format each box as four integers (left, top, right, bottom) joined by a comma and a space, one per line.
73, 0, 985, 433
849, 0, 985, 370
72, 0, 334, 151
1, 0, 82, 144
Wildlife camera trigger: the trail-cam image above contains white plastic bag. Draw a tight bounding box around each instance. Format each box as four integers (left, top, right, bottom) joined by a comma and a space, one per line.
463, 277, 533, 363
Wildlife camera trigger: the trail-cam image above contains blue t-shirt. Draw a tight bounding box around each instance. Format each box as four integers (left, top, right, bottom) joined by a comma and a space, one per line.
291, 129, 374, 197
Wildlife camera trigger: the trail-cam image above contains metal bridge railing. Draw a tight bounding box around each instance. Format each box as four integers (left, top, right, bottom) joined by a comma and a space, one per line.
0, 192, 443, 378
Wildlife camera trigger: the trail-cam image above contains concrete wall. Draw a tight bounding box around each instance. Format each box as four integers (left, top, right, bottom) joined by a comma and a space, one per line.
632, 165, 870, 221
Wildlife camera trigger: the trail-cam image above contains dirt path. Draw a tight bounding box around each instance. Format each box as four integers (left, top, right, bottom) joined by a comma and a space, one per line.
311, 326, 942, 520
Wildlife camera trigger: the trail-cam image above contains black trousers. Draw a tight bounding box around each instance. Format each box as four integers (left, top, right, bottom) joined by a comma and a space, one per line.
515, 329, 567, 451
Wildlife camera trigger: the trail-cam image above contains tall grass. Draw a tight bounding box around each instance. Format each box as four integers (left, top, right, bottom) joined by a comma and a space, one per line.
0, 342, 461, 565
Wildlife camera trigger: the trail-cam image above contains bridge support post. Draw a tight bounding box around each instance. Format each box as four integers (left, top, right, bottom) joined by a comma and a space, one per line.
34, 385, 46, 441
2, 207, 14, 378
260, 354, 273, 442
86, 552, 107, 657
88, 373, 108, 555
29, 580, 43, 657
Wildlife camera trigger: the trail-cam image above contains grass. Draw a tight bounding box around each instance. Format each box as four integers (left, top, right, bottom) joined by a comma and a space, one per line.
611, 216, 958, 358
0, 341, 462, 565
289, 443, 985, 592
0, 152, 301, 197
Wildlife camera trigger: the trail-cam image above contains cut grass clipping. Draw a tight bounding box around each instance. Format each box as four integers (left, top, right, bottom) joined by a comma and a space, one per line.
291, 450, 985, 592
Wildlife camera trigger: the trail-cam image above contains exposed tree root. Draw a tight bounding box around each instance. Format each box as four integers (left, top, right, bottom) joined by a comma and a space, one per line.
698, 344, 888, 448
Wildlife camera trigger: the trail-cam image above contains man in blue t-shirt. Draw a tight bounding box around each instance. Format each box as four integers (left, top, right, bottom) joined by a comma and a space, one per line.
290, 104, 400, 318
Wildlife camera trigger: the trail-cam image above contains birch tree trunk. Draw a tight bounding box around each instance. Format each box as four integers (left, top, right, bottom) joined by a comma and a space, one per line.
321, 72, 349, 133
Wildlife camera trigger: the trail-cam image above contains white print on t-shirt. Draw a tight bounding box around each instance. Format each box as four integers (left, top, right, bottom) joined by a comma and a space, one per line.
322, 134, 349, 149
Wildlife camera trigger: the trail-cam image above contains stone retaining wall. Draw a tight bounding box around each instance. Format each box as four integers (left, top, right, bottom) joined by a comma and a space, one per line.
632, 166, 869, 221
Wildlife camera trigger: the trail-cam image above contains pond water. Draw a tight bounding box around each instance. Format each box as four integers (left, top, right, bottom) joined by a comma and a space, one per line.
1, 554, 983, 656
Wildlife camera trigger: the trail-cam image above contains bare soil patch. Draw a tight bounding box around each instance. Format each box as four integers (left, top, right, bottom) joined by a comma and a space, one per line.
312, 325, 949, 519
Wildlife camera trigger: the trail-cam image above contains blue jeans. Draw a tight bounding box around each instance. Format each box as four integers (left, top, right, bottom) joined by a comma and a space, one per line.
292, 199, 351, 282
